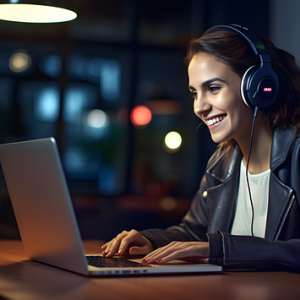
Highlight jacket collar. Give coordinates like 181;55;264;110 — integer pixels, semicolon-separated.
206;144;242;183
207;126;297;182
270;126;297;170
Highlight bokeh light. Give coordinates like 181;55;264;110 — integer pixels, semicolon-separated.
9;50;31;73
130;105;152;127
83;109;111;141
86;109;108;128
34;87;60;122
165;131;182;151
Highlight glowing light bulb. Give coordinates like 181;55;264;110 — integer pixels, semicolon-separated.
130;105;152;127
165;131;182;151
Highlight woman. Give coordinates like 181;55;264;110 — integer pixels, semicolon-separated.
102;25;300;271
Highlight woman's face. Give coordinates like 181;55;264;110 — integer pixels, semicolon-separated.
188;52;254;144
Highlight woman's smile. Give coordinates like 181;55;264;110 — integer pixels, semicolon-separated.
205;114;227;128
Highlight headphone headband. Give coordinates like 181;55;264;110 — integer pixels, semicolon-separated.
204;24;268;55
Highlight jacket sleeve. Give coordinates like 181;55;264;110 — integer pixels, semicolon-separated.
208;232;300;271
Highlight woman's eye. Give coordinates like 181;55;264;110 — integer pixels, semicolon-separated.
208;85;221;93
190;92;197;99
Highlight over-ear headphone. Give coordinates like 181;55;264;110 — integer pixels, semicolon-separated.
203;24;279;110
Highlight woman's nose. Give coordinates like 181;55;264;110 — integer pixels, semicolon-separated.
194;94;211;117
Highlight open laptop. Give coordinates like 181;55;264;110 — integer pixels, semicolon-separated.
0;137;222;276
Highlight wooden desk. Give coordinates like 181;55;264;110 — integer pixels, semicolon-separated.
0;240;299;300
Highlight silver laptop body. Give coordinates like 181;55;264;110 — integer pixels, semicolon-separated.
0;137;222;276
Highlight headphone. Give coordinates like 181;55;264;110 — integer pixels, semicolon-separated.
203;24;279;110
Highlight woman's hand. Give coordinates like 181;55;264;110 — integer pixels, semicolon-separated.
101;229;153;257
141;241;209;264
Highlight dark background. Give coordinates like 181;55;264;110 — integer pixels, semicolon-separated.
0;0;291;241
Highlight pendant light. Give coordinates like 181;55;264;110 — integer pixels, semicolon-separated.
0;0;77;23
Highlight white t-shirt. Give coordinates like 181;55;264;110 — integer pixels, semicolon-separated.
231;159;270;238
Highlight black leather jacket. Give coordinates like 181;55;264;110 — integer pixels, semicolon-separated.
140;126;300;271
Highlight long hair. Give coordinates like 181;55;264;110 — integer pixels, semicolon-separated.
185;28;300;149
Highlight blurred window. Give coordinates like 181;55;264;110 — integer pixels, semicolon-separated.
68;55;121;102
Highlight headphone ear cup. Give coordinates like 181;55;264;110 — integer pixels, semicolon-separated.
241;66;257;109
241;65;279;110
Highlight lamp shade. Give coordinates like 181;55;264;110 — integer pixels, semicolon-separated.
0;0;77;23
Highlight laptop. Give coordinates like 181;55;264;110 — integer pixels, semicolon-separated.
0;137;222;276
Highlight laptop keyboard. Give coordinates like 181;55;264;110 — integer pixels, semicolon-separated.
86;256;151;268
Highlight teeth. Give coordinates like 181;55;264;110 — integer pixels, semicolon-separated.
207;115;225;126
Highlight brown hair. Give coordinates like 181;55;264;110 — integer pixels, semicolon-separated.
185;28;300;149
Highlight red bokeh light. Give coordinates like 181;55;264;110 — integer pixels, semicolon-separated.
130;105;152;126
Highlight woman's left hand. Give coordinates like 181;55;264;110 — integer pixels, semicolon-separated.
141;241;209;264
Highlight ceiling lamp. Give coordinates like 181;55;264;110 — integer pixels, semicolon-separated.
0;0;77;23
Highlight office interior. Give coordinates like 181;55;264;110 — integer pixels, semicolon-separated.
0;0;297;242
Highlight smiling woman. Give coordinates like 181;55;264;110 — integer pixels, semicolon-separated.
101;24;300;272
188;52;256;146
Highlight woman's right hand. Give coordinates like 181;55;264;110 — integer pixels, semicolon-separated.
101;229;153;257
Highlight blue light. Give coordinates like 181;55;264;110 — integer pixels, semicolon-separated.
63;88;86;123
39;55;62;78
100;60;121;102
34;87;60;122
98;164;115;195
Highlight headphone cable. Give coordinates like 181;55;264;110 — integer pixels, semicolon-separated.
246;106;259;237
